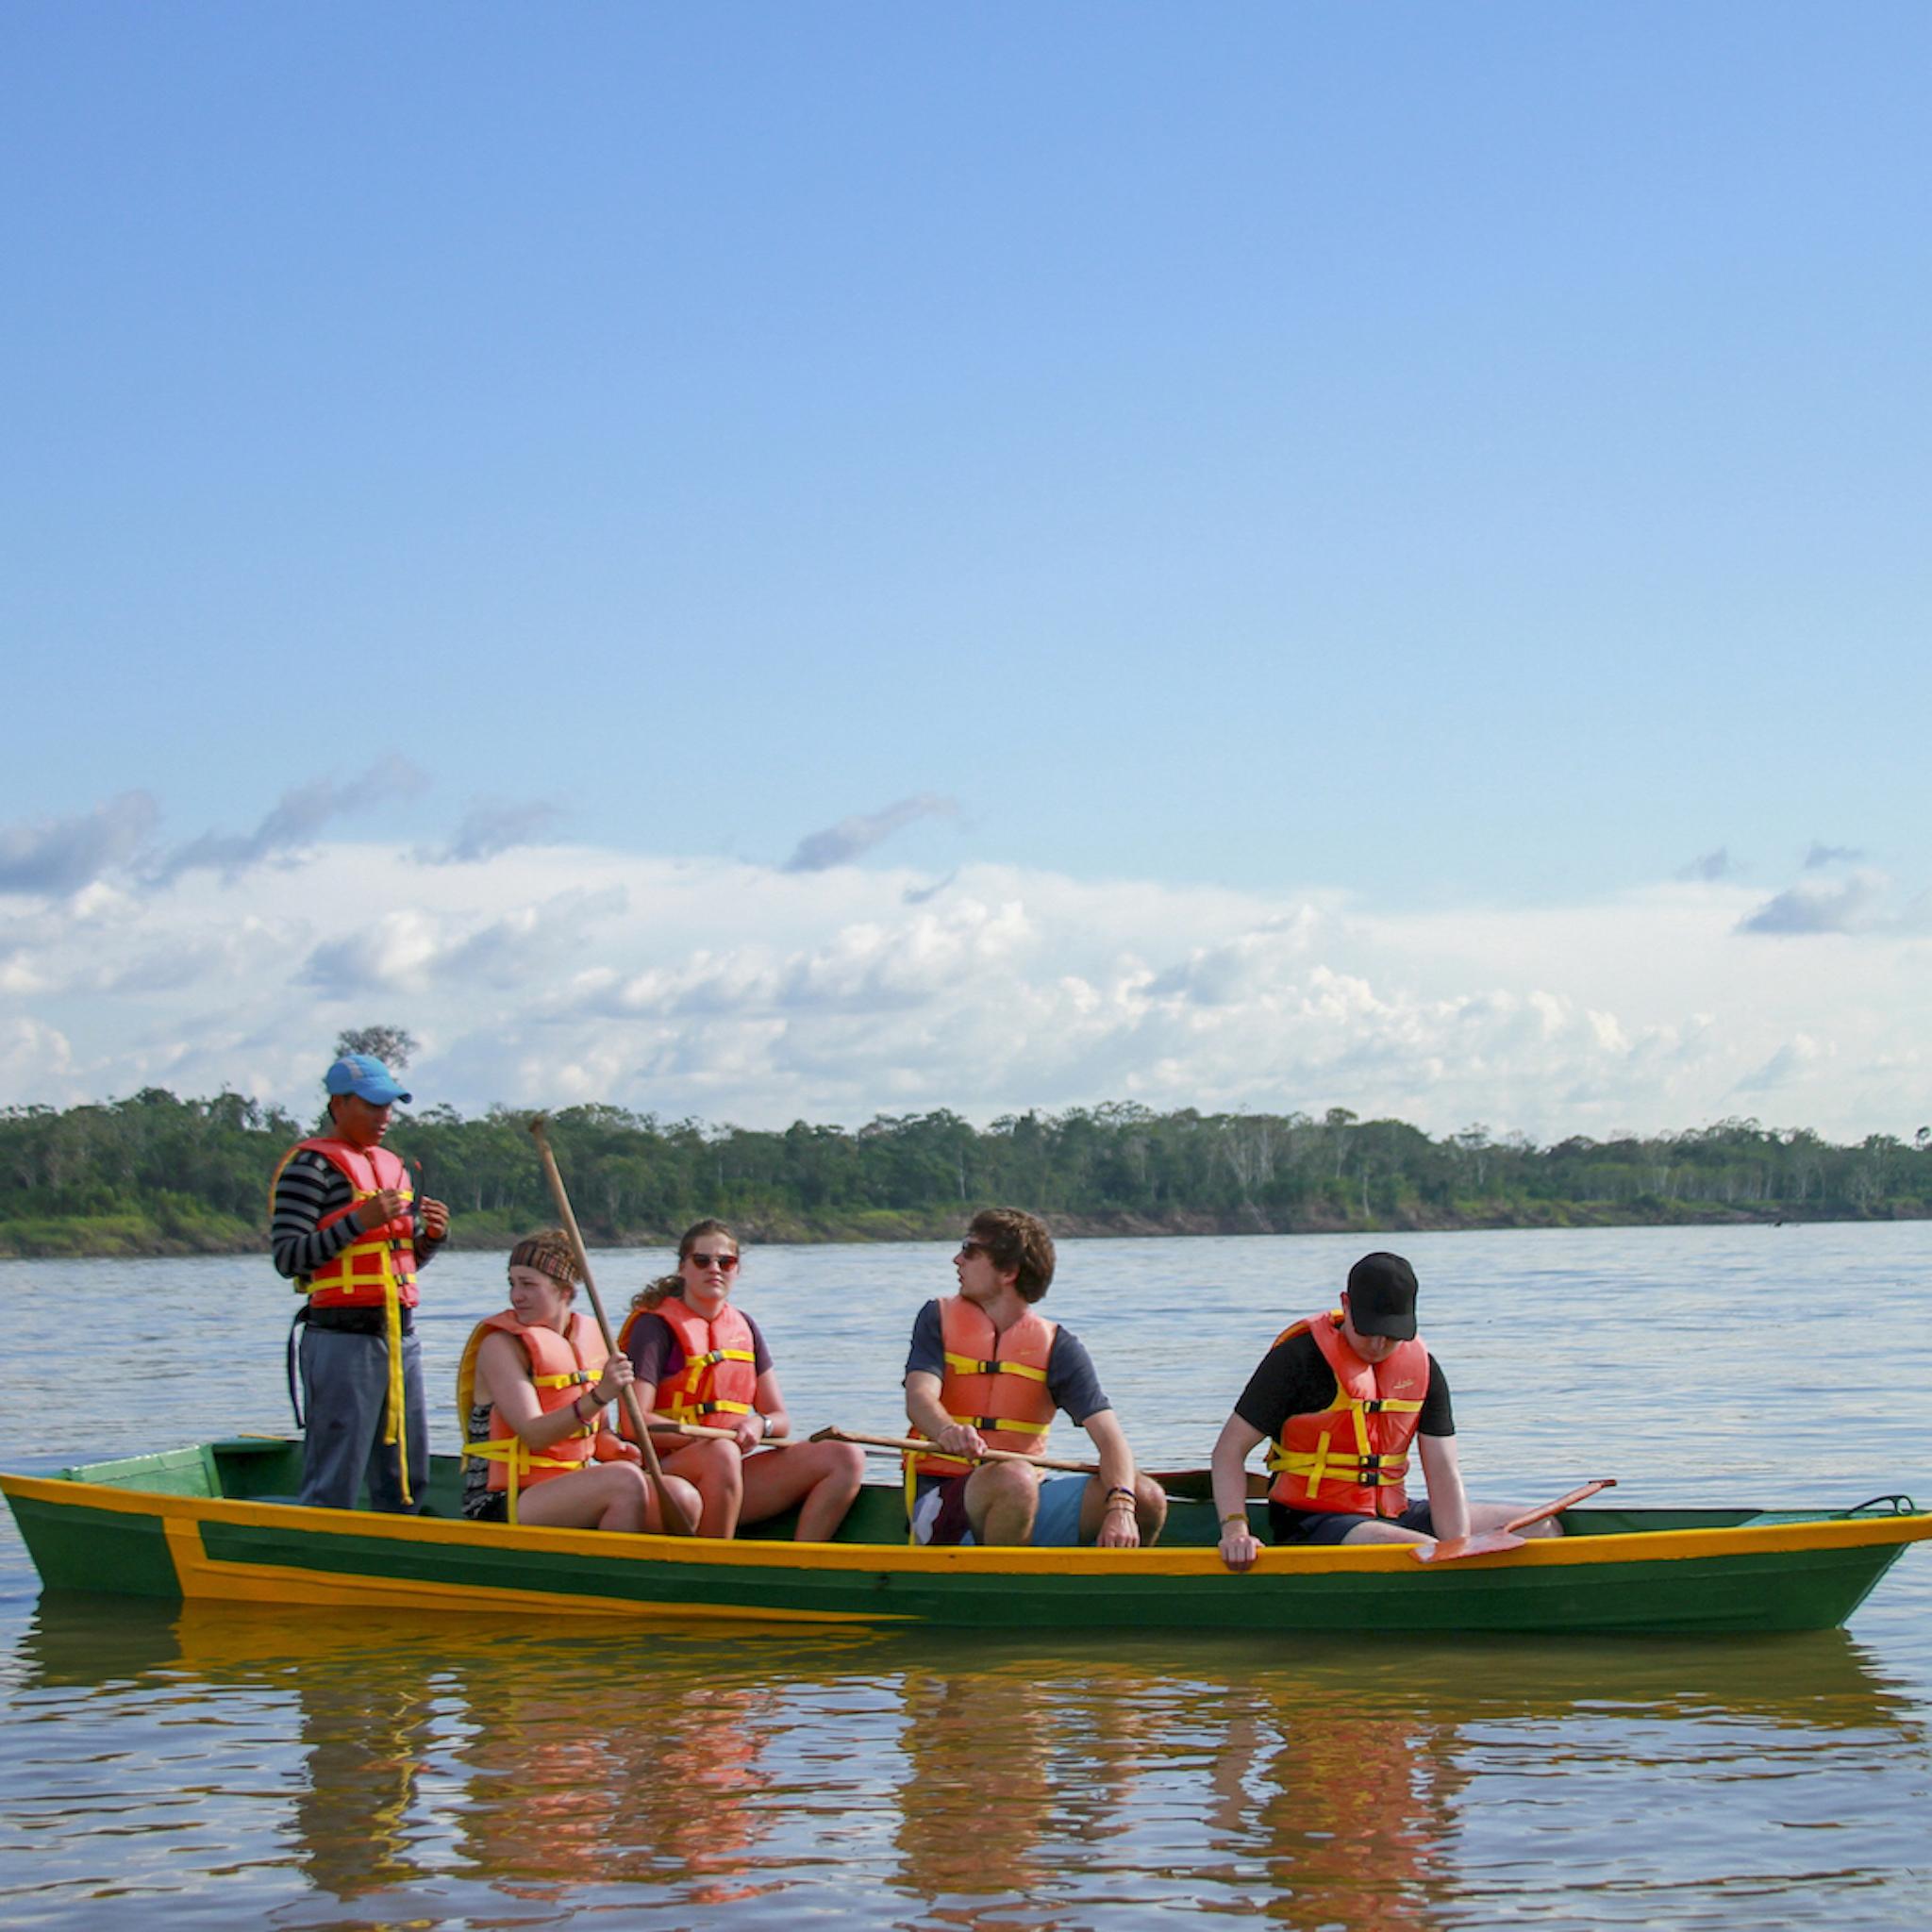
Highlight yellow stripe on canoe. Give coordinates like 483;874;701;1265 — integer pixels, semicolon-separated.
8;1471;1930;1582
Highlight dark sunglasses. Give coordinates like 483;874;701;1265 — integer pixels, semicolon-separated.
958;1238;991;1259
687;1251;740;1272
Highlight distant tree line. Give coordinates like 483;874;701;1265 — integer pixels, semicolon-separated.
1;1088;1928;1257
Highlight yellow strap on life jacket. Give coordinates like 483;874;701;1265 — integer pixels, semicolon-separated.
668;1396;753;1419
382;1267;410;1507
1266;1441;1412;1492
941;1350;1048;1383
947;1412;1047;1439
461;1435;591;1525
686;1347;756;1369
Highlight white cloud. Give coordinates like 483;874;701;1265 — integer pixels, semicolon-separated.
0;1015;75;1093
1;824;1928;1141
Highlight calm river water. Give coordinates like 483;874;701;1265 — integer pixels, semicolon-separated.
2;1223;1929;1929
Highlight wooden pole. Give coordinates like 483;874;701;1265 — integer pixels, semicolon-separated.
811;1424;1105;1477
527;1115;697;1537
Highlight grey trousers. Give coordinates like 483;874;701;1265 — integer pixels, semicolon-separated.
297;1325;428;1512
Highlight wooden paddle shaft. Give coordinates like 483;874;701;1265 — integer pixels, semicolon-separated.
812;1425;1104;1477
1502;1478;1616;1533
527;1116;696;1537
648;1416;788;1445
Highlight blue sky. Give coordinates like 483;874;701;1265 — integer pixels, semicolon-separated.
3;5;1928;1141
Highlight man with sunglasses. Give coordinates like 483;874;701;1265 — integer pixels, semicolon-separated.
903;1208;1165;1548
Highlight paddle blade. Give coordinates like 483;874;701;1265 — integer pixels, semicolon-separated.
1413;1528;1527;1564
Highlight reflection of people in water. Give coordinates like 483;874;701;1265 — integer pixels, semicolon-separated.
287;1648;441;1901
892;1665;1058;1908
891;1658;1165;1922
1203;1681;1468;1932
447;1651;780;1907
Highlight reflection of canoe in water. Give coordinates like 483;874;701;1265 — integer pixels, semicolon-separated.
14;1597;1922;1740
5;1440;1928;1635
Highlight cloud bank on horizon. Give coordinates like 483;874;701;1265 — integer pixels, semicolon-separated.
2;782;1925;1147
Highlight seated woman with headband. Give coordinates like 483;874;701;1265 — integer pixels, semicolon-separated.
458;1229;700;1532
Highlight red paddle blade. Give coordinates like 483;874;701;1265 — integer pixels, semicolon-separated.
1413;1527;1527;1564
1412;1479;1616;1565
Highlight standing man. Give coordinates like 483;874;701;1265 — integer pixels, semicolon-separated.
903;1207;1165;1548
271;1052;451;1511
1209;1251;1557;1568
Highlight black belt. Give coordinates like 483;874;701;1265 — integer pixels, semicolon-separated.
302;1306;416;1337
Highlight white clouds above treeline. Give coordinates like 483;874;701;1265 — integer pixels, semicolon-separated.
1;788;1928;1144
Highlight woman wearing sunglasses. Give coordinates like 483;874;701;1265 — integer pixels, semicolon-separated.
616;1218;865;1540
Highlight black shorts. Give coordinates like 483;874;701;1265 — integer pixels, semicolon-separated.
461;1491;510;1524
1270;1499;1435;1546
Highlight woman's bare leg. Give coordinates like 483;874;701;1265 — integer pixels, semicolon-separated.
738;1441;867;1541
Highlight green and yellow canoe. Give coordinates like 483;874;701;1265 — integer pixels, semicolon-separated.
5;1440;1926;1635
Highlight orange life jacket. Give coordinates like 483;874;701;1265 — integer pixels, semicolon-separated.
457;1308;624;1523
1265;1309;1430;1518
275;1134;421;1504
615;1297;758;1440
276;1136;420;1310
908;1295;1058;1479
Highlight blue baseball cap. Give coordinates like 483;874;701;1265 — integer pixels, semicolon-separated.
325;1053;413;1107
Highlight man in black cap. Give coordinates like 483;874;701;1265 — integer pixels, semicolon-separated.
1207;1251;1554;1570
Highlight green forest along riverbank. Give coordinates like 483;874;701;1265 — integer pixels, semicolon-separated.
4;1088;1928;1257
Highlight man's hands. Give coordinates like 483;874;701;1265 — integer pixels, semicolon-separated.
1217;1518;1260;1572
353;1188;409;1232
929;1419;988;1461
1097;1489;1142;1549
351;1190;450;1240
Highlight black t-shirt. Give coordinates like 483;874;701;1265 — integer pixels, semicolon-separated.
1233;1328;1454;1441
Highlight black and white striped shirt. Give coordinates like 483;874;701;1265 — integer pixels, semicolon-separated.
270;1145;443;1284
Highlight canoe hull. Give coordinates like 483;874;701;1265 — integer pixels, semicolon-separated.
6;1442;1927;1636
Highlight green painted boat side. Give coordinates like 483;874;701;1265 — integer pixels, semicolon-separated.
5;1441;1927;1634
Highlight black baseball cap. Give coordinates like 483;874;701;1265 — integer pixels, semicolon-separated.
1345;1252;1419;1340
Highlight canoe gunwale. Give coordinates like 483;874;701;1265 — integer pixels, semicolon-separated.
7;1465;1930;1580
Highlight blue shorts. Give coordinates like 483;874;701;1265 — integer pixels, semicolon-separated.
911;1473;1093;1546
1270;1499;1435;1546
1030;1474;1091;1545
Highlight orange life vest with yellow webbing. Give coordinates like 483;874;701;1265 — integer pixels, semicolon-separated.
273;1136;421;1309
614;1297;759;1447
273;1134;421;1503
457;1309;627;1524
908;1295;1058;1480
1265;1309;1430;1519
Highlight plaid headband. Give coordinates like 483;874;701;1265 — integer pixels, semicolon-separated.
508;1233;580;1288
